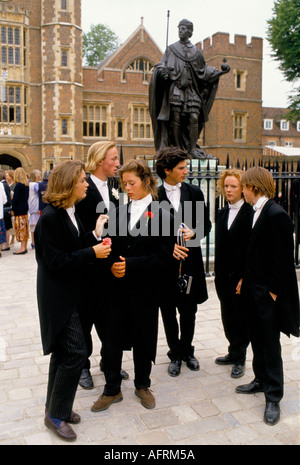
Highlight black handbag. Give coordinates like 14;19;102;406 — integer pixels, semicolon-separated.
4;206;12;218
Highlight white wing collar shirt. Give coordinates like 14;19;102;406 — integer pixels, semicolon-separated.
252;195;269;227
129;193;152;230
164;181;181;212
90;174;110;211
227;198;244;229
66;206;79;235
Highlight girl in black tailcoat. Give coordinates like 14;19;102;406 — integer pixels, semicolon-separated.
214;169;253;378
34;160;111;441
91;160;175;412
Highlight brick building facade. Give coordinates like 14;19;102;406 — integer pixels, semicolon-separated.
198;33;263;165
262;107;300;153
0;0;295;172
82;18;161;162
0;0;83;172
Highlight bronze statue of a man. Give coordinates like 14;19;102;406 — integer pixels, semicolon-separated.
149;19;230;158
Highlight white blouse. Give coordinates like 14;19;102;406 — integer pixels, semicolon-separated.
0;182;7;220
129;194;152;230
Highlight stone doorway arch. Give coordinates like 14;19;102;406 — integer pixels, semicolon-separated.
0;153;22;170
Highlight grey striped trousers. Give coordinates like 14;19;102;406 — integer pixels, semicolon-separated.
45;310;87;420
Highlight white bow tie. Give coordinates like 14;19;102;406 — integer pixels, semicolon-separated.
166;183;181;192
131;199;144;207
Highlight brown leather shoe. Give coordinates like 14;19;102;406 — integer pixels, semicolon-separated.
68;411;81;424
44;415;77;441
91;391;123;412
45;409;80;424
135;388;156;409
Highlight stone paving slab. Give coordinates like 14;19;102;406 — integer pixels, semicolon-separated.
0;246;299;446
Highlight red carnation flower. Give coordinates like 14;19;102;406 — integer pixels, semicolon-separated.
144;211;154;225
102;237;112;246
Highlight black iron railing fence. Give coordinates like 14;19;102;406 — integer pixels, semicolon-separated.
109;155;300;269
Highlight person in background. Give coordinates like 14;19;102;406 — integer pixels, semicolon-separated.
236;166;300;426
35;160;111;441
5;170;15;192
28;170;42;248
5;170;15;246
214;169;252;378
11;167;29;255
36;170;51;213
0;179;7;258
0;169;12;251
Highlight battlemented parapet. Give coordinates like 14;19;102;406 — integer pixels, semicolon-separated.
195;32;263;165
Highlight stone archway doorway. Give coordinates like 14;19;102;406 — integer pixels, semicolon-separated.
0;153;22;170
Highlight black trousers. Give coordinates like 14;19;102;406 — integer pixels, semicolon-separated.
218;293;249;363
160;295;198;360
244;286;284;403
79;302;107;370
102;320;152;396
79;274;111;370
45;310;87;420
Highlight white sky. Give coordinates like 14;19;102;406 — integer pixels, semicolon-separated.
82;0;293;108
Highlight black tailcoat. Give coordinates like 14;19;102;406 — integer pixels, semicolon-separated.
75;176;119;233
75;175;120;355
215;202;253;298
34;204;98;355
107;201;175;363
243;199;299;338
214;201;253;361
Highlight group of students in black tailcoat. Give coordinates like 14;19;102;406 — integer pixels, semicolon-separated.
215;167;299;426
34;142;299;442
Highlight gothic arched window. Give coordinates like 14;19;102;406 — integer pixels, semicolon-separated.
122;58;154;81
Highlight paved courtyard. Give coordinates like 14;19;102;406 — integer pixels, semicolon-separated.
0;245;299;446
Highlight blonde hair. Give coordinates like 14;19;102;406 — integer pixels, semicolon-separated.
14;167;29;186
5;170;14;183
29;169;41;182
43;160;85;209
217;168;244;197
118;159;158;200
85;141;116;174
241;167;275;199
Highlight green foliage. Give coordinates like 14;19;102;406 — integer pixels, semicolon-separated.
267;0;300;82
267;0;300;120
83;24;120;67
286;87;300;121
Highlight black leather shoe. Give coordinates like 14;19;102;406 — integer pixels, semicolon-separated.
168;359;181;377
100;360;129;380
236;379;264;394
79;368;94;390
215;354;235;365
231;364;245;379
120;369;129;380
183;355;200;371
264;402;280;426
